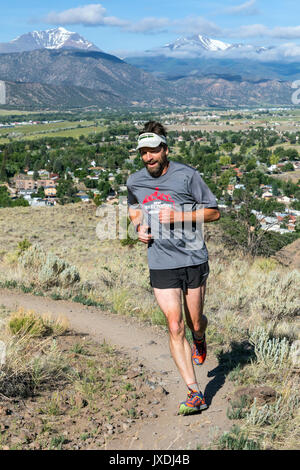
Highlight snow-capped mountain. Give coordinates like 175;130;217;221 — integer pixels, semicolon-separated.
150;34;274;58
0;27;101;53
164;35;232;53
125;34;287;82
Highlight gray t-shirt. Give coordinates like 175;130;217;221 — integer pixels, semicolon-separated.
127;160;218;270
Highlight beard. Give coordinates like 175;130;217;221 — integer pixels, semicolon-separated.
144;153;169;178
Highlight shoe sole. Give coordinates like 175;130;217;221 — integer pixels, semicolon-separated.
192;358;206;366
178;403;208;415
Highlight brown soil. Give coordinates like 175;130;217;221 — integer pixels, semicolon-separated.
273;238;300;271
0;288;234;450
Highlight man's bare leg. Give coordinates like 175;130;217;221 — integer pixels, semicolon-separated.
153;287;197;387
183;283;207;338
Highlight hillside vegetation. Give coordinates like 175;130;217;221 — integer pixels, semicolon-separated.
0;202;299;450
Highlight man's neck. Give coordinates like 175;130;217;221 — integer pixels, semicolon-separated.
161;160;170;176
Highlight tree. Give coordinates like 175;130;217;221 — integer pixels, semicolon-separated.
219;155;232;166
56;180;78;204
221;142;235;153
218;189;294;257
245;158;257;172
269;154;279;166
282;162;294;172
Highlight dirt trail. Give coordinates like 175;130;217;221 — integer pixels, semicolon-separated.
0;288;234;450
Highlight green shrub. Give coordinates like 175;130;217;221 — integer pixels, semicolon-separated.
217;425;261;450
19;244;80;290
8;308;68;338
250;327;292;370
8;309;48;337
17;238;32;257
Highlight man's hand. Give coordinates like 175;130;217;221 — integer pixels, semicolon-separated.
159;208;182;224
137;225;153;244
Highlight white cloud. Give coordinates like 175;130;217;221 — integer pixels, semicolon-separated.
270;26;300;40
44;4;129;28
224;0;259;16
225;24;300;40
125;17;171;34
226;24;269;38
40;3;300;45
173;16;222;36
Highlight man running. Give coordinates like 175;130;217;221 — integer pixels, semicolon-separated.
126;121;220;415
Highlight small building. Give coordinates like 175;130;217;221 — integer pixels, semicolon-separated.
277;196;291;204
44;186;57;197
14;178;35;190
36;179;56;188
262;191;273;200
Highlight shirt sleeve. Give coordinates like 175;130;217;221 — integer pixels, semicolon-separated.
189;171;218;208
126;177;138;207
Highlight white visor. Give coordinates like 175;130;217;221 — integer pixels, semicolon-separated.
136;133;167;150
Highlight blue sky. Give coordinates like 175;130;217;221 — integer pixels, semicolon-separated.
1;0;300;55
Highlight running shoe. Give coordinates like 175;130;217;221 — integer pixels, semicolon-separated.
191;333;207;366
179;390;208;415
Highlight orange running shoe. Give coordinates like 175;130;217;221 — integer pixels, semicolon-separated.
191;333;207;366
179;390;208;415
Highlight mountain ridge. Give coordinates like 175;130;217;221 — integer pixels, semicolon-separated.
0;31;296;109
0;27;101;54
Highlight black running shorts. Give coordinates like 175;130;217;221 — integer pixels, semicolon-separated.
149;262;209;293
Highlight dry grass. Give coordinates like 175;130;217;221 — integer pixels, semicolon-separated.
7;308;69;337
0;309;70;398
0;203;299;449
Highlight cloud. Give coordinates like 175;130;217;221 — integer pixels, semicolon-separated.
225;24;300;40
224;0;260;16
40;3;300;44
42;4;169;33
125;17;171;34
44;3;129;28
270;26;300;40
173;16;222;36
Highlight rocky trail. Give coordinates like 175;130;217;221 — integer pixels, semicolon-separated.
0;288;234;450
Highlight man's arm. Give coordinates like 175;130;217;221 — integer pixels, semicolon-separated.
128;206;153;244
128;206;143;230
159;207;220;224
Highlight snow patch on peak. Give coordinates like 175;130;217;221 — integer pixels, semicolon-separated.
163;34;232;54
197;35;231;51
8;27;100;52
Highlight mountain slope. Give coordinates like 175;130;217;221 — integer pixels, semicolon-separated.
0;49;176;101
126;54;300;81
4;80;126;109
0;48;294;109
0;49;177;105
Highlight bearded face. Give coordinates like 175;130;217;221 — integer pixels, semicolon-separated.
140;145;169;178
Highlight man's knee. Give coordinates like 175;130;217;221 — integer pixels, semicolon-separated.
186;314;207;333
168;319;185;339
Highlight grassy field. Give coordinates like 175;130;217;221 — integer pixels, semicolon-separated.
0;120;105;143
272;168;300;183
0;109;33;116
0;202;299;450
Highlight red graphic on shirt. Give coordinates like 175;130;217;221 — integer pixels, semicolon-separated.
142;187;175;207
